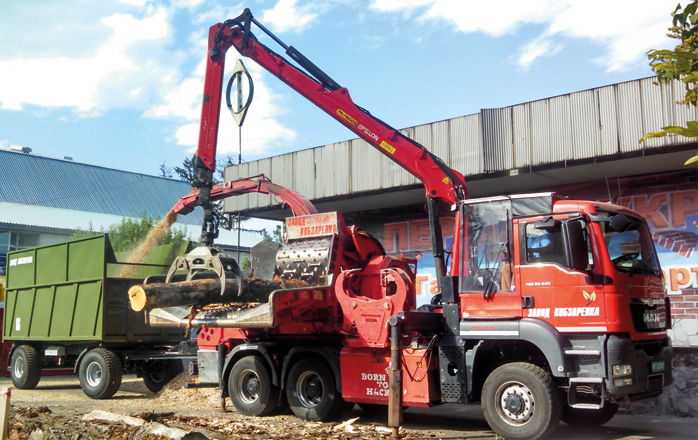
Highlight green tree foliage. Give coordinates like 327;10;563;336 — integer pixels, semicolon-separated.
261;224;284;243
70;214;189;253
643;1;698;164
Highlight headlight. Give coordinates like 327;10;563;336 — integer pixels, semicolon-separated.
612;364;633;376
613;377;634;386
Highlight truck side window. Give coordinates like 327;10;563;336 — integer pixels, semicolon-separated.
525;223;566;265
524;221;593;269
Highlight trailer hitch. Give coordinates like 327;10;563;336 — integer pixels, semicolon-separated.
165;246;242;296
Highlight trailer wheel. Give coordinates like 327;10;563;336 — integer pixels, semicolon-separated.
228;356;279;416
79;348;123;399
143;360;184;393
286;358;345;422
481;362;562;440
561;402;618;427
11;345;42;389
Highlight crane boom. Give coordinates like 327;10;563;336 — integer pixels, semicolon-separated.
194;9;469;280
196;9;468;207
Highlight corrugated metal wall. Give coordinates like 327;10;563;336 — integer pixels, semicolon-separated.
224;78;696;213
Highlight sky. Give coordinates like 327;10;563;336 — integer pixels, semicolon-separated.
0;0;678;178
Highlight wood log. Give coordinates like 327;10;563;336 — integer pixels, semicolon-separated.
128;277;312;312
128;278;239;312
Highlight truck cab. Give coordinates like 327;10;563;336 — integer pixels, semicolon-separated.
450;193;672;419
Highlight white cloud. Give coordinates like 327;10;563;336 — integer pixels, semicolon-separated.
0;1;297;161
515;34;564;71
0;7;172;114
370;0;674;71
262;0;318;33
155;51;297;158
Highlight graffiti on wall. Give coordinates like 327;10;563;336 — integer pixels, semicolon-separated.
384;218;454;306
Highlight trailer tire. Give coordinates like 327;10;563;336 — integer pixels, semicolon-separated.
11;345;42;389
481;362;562;440
143;360;184;393
561;402;618;427
228;356;279;416
79;348;123;399
286;358;345;422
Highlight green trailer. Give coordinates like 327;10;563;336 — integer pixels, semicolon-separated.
3;234;193;398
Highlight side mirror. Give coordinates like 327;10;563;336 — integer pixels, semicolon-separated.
562;220;589;271
534;217;559;231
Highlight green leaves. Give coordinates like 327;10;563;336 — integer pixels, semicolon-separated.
70;213;190;252
642;1;698;161
583;290;596;302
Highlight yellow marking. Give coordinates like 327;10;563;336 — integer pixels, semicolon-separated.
380;141;396;154
442;177;450;184
336;109;357;126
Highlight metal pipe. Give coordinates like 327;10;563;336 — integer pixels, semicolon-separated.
388;315;404;439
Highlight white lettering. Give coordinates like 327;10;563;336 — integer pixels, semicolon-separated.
553;307;600;317
9;256;32;267
357;124;380;141
527;308;550;319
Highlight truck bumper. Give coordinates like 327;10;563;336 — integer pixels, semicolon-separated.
605;335;673;402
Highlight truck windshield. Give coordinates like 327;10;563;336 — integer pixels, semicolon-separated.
461;200;513;293
598;213;660;276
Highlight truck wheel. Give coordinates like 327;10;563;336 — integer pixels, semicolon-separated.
228;356;279;416
143;360;184;393
286;358;345;422
561;402;618;427
481;362;562;440
79;348;123;399
11;345;42;389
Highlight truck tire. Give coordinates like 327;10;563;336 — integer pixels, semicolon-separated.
285;358;345;422
481;362;562;440
228;356;279;416
79;348;123;399
561;402;618;427
143;360;184;393
11;345;42;389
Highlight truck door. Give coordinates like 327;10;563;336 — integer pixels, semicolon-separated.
518;216;607;333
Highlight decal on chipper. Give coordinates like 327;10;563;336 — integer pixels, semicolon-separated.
286;212;339;240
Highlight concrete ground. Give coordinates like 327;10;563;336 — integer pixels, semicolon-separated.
398;404;698;440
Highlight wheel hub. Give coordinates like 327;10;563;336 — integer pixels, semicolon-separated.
85;362;103;388
237;369;261;404
297;372;323;408
504;393;526;415
496;381;534;426
13;357;25;379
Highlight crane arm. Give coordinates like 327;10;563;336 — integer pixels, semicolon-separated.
206;9;468;206
173;175;318;217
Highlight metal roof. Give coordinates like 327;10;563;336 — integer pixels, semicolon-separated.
223;77;698;218
0;150;203;225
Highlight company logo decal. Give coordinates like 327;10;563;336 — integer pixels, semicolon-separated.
583;290;596;306
336;109;357;125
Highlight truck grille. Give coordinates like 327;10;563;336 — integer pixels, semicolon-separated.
629;299;667;332
648;373;664;394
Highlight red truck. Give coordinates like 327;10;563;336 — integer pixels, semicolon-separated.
164;10;673;440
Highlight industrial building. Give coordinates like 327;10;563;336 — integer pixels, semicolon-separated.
0;149;206;275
